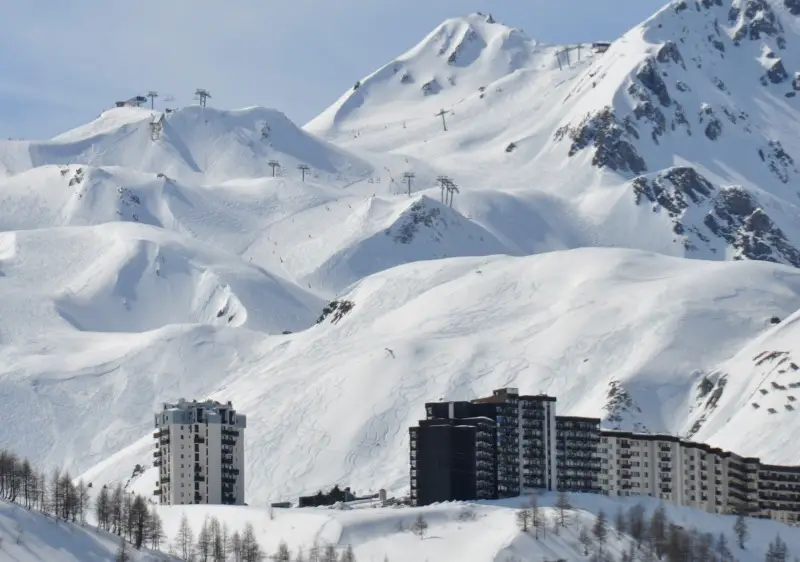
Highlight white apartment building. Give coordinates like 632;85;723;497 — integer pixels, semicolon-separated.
154;399;247;505
599;431;760;516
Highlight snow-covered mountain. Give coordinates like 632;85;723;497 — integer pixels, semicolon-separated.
309;1;800;269
4;0;800;509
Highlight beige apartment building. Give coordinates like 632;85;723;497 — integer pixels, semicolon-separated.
598;430;800;523
154;399;246;505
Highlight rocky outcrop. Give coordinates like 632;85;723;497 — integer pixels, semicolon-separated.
636;58;672;107
698;104;723;141
316;300;355;325
758;140;797;183
554;108;647;174
704;187;800;266
786;0;800;16
766;59;789;84
656;41;686;68
421;79;442;96
603;380;647;431
730;0;785;42
631;167;714;238
388;200;446;244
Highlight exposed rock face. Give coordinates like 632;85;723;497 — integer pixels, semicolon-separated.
656;41;686;68
636;58;673;106
316;300;355;325
421;79;442;96
631;167;715;239
603;380;647;432
730;0;784;41
687;372;728;437
704;187;800;266
388;200;447;244
786;0;800;16
766;59;789;83
554;108;647;175
698;105;723;141
759;140;797;183
633;167;714;214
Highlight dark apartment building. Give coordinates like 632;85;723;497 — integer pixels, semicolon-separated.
555;416;601;493
409;417;496;507
408;388;800;524
422;388;558;499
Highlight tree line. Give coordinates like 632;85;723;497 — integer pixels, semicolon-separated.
0;447;384;561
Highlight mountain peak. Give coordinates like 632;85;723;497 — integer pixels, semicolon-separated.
305;13;537;134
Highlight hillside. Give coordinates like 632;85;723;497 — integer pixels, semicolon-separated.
78;249;800;504
688;305;800;459
0;500;173;561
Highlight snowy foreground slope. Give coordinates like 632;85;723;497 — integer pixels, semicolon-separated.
77;249;800;504
132;494;800;562
4;494;799;562
0;500;174;561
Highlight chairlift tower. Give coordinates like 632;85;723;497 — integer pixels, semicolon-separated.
445;180;460;207
402;172;415;197
147;91;158;110
195;89;212;108
268;160;281;177
297;164;310;182
435;109;449;131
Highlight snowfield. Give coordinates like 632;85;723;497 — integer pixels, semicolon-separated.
3;2;800;557
5;494;798;562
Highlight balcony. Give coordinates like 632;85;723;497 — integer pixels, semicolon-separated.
194;435;205;444
154;488;162;495
153;450;162;458
194;475;205;482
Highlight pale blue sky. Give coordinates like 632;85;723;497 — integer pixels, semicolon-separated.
0;0;666;139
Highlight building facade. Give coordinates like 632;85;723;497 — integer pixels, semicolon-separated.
759;464;800;524
425;388;557;499
154;399;246;505
410;388;800;523
409;417;496;506
555;416;601;493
